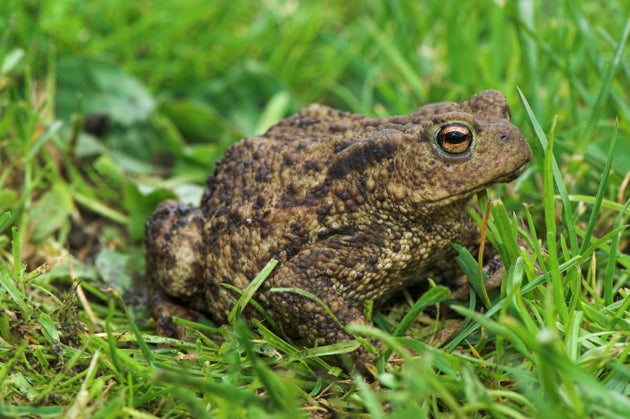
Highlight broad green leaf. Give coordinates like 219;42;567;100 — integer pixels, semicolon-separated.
29;184;74;242
56;57;155;127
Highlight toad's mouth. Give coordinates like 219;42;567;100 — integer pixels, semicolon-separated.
431;158;530;206
484;160;529;186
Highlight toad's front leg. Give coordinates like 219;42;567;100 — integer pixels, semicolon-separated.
264;240;376;372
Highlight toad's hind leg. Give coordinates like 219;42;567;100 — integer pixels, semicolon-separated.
145;200;206;338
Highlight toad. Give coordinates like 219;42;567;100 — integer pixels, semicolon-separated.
145;90;532;370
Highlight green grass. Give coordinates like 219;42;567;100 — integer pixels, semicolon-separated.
1;0;630;417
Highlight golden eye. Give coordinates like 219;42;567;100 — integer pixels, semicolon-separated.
436;123;473;154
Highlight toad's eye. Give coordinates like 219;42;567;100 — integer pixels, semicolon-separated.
436;123;473;155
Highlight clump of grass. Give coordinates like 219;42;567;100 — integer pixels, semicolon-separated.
1;0;630;417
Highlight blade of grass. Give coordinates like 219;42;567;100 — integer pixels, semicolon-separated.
541;123;568;321
0;405;63;418
582;20;630;145
0;339;29;386
392;286;451;338
355;374;385;418
566;195;630;214
605;198;630;305
228;258;278;322
454;243;491;307
1;229;30;322
156;368;266;411
0;212;10;231
234;320;297;412
516;0;542;114
378;285;450;366
25;120;63;161
579;121;618;256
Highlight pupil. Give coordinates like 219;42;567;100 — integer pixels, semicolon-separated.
446;130;467;144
